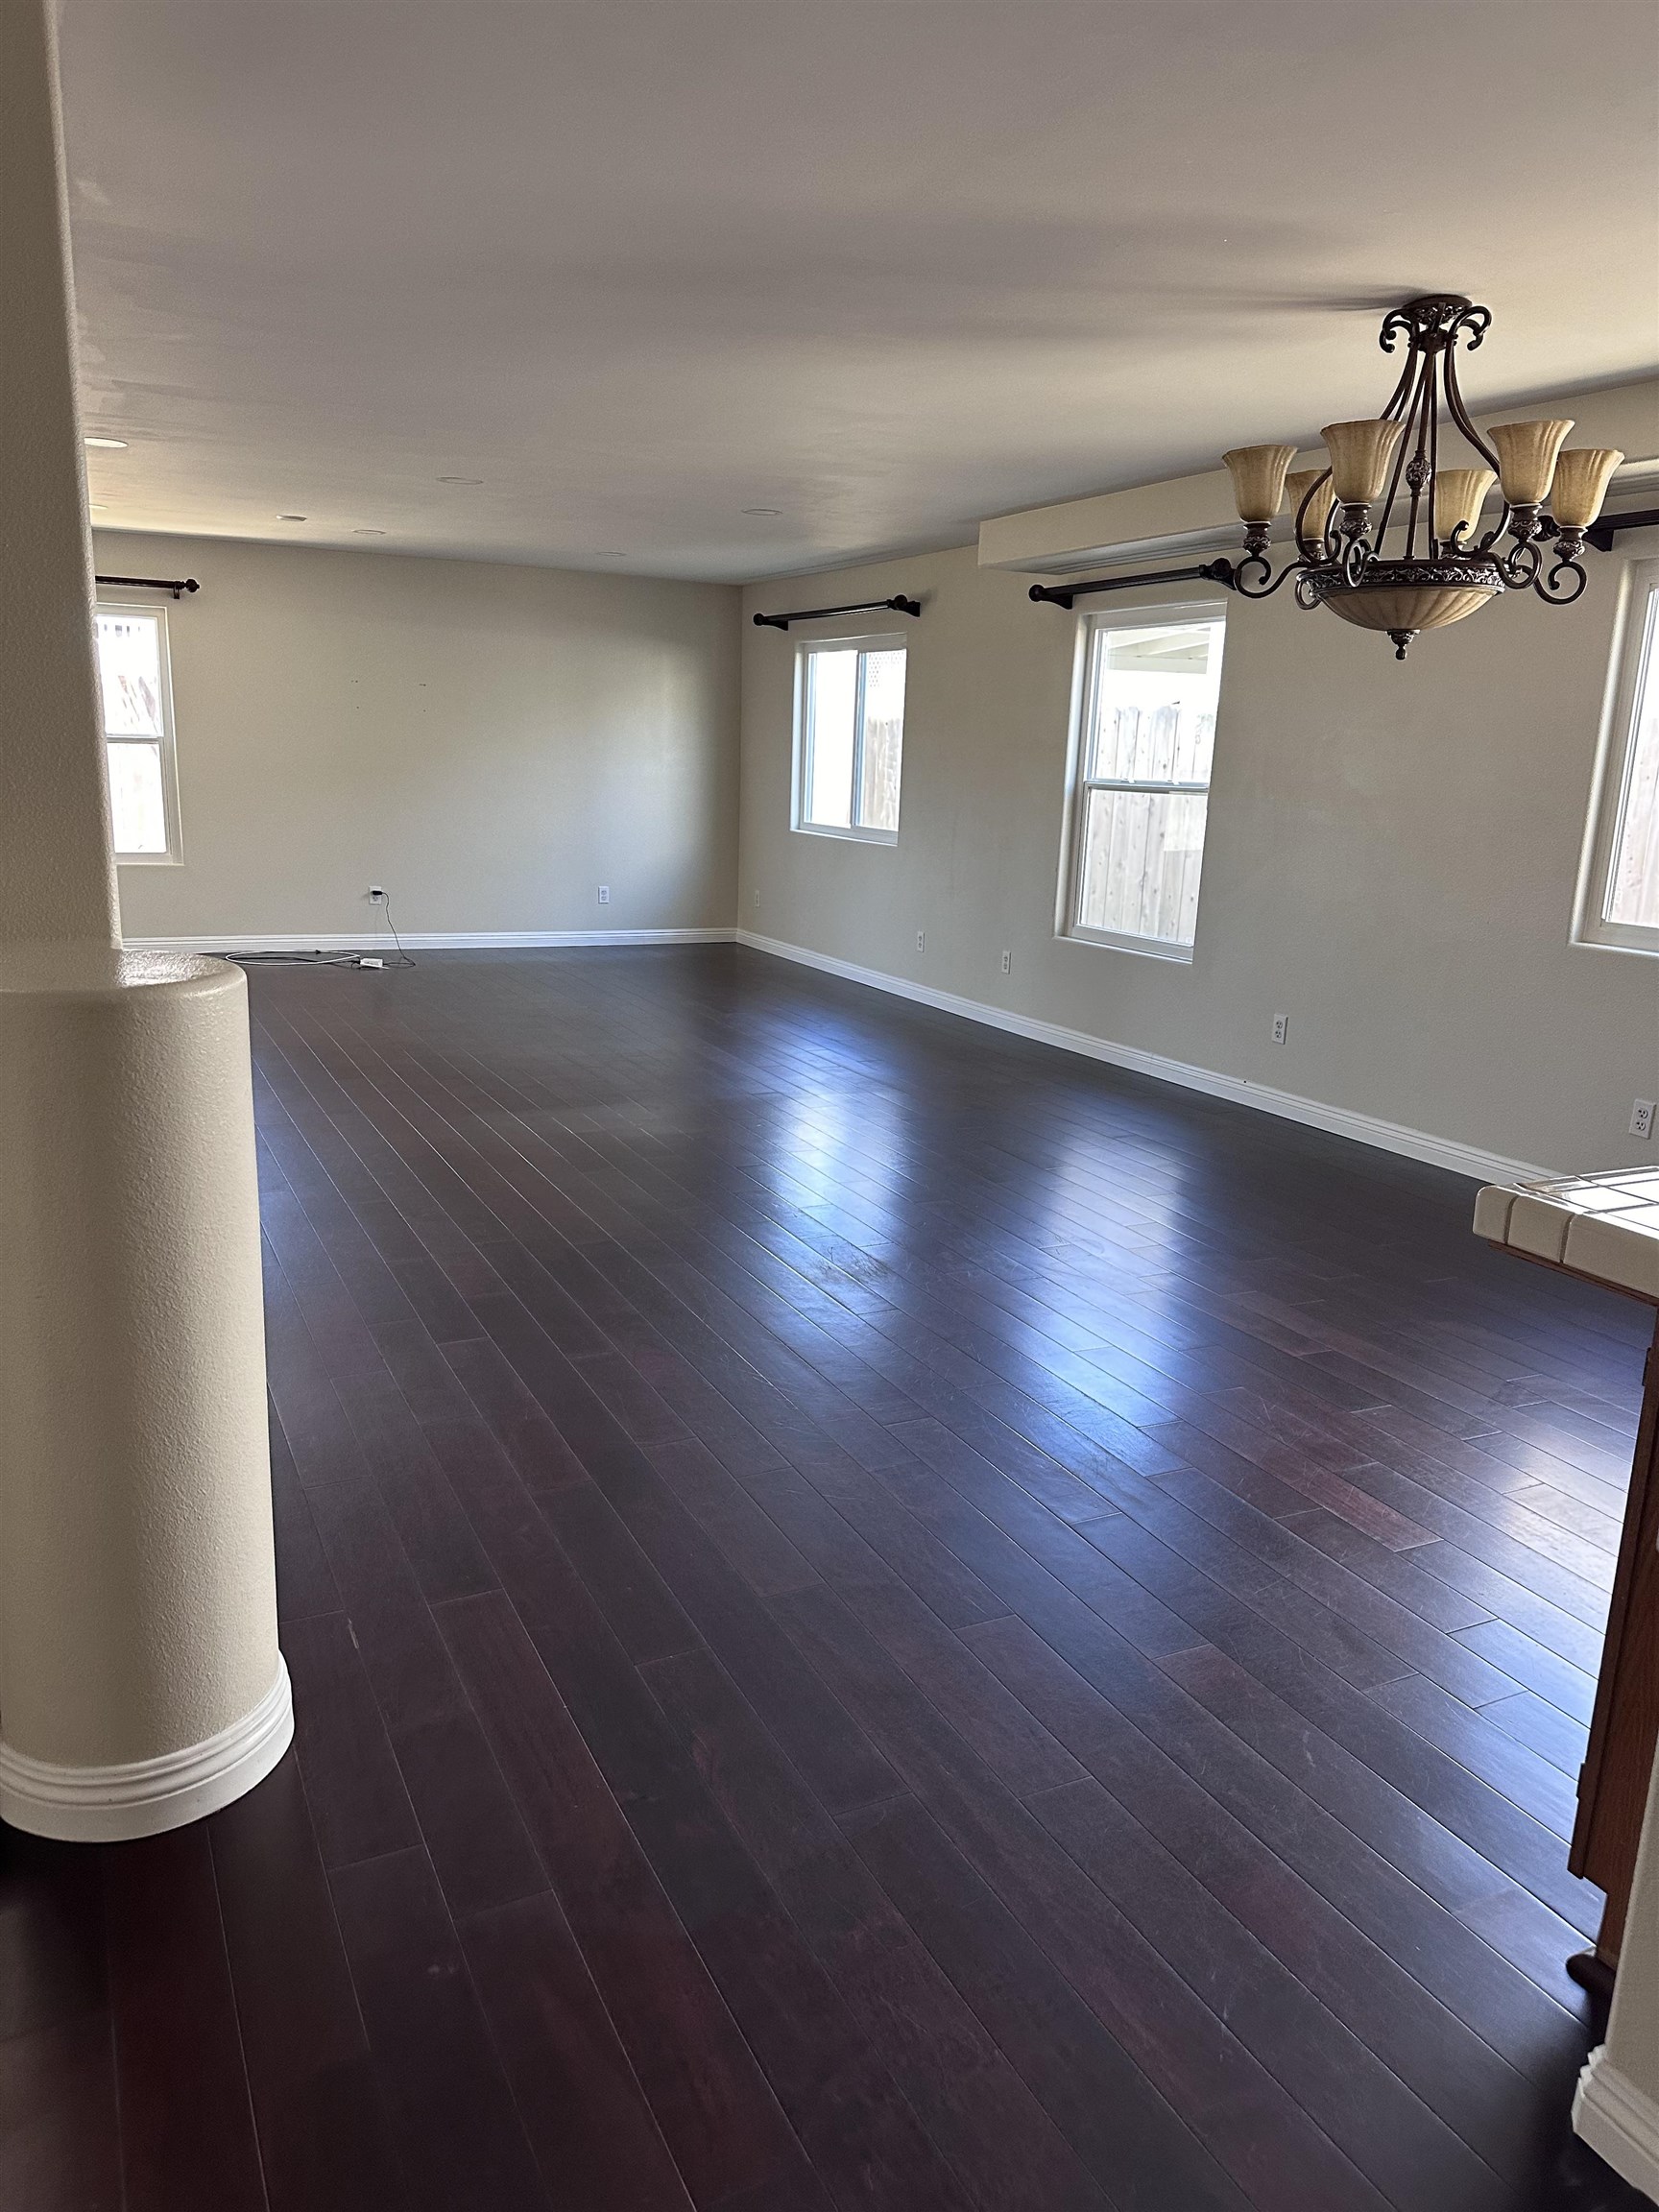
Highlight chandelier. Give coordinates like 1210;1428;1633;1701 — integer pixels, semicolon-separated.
1215;295;1623;659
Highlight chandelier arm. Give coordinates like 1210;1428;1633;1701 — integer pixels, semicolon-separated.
1423;353;1442;559
1440;338;1504;480
1448;303;1493;353
1377;344;1419;422
1228;554;1310;600
1293;569;1326;611
1536;553;1589;607
1402;349;1440;562
1497;539;1542;588
1292;468;1334;564
1374;346;1427;549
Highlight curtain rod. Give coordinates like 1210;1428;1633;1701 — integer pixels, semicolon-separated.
753;593;922;632
1027;561;1237;612
1586;507;1659;552
96;574;200;600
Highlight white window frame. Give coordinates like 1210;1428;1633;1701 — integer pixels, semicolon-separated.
96;598;184;866
1056;596;1227;964
1575;557;1659;956
791;630;905;846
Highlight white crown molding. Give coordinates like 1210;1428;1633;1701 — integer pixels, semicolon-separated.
1575;2048;1659;2202
0;1659;294;1841
736;929;1551;1188
126;927;738;952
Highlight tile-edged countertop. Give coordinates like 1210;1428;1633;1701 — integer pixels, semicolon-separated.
1475;1166;1659;1302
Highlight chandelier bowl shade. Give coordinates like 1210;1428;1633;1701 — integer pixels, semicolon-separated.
1222;444;1298;523
1490;420;1574;507
1307;559;1504;638
1321;420;1405;505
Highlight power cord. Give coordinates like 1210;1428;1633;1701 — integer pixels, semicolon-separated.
375;889;417;969
230;949;365;968
228;888;416;971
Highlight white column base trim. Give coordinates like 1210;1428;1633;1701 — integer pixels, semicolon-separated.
0;1657;294;1841
736;930;1551;1188
1575;2048;1659;2202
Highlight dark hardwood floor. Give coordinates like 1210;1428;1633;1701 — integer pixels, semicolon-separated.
2;943;1649;2210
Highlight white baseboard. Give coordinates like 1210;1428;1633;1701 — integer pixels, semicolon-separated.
1575;2048;1659;2202
736;929;1551;1187
0;1658;294;1842
127;927;738;952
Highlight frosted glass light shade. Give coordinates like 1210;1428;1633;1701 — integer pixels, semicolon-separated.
1551;447;1624;529
1222;444;1296;523
1319;582;1497;636
1490;419;1573;506
1321;420;1406;504
1432;468;1496;544
1286;469;1333;547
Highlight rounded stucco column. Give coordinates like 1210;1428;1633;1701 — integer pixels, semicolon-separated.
0;946;290;1838
1;0;287;1839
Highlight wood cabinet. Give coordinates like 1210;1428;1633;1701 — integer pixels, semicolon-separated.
1572;1316;1659;1978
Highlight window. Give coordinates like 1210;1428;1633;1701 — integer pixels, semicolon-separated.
95;604;181;862
793;636;905;842
1061;603;1226;959
1578;561;1659;954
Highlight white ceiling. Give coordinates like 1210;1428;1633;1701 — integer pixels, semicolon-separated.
60;0;1659;583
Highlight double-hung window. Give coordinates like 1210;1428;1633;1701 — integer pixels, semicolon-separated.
1577;559;1659;953
95;603;181;862
793;636;906;843
1062;603;1226;958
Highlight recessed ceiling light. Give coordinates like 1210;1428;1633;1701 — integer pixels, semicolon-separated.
84;436;127;449
437;475;483;485
352;527;386;537
742;507;781;517
279;513;307;521
593;550;627;559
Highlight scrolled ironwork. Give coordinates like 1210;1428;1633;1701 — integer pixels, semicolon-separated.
1497;539;1542;589
1536;552;1589;606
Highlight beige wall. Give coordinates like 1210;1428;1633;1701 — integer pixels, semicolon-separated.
740;525;1659;1177
100;532;741;943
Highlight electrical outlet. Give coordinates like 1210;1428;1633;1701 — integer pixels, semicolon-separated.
753;888;761;908
1631;1098;1655;1140
597;885;611;904
368;884;385;902
916;929;926;953
1000;950;1012;975
1271;1013;1288;1046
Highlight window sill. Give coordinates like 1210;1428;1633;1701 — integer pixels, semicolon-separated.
1059;926;1194;964
1571;929;1659;959
791;823;899;848
115;853;184;869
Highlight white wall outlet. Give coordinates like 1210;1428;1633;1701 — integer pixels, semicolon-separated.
368;884;385;902
1631;1098;1655;1139
916;929;926;952
597;885;611;904
1000;950;1012;975
753;888;761;908
1271;1013;1288;1046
